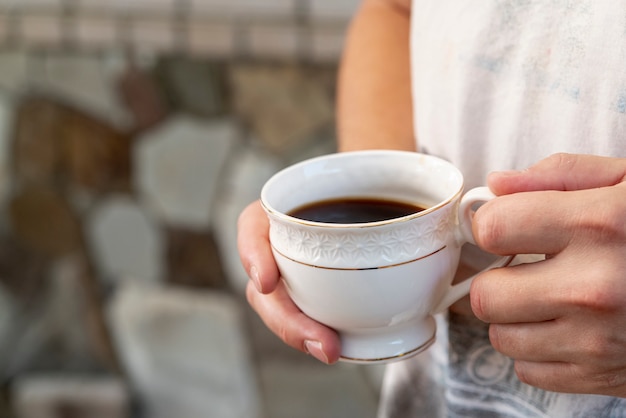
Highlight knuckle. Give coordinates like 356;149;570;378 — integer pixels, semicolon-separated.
573;363;626;394
590;371;626;393
568;266;623;312
578;327;623;366
541;152;582;180
581;331;611;359
578;204;626;242
572;187;626;243
549;152;577;170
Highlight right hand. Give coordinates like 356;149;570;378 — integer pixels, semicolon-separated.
237;200;341;364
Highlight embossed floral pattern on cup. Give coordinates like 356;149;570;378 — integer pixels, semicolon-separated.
269;202;456;268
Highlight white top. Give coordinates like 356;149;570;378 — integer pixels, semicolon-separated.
378;1;626;416
412;0;626;187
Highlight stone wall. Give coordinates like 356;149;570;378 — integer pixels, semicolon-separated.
0;0;360;62
0;2;386;416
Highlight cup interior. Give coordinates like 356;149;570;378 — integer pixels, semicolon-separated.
261;150;464;224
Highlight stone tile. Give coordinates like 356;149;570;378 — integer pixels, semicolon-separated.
311;25;349;63
78;0;176;15
4;0;62;10
211;141;282;294
281;123;337;166
117;0;176;14
117;60;169;136
75;16;118;48
12;374;130;418
0;284;18;372
0;236;50;308
20;15;62;48
12;98;63;187
0;253;117;378
187;21;235;58
9;186;82;259
309;0;361;22
86;196;164;285
76;0;110;13
0;51;32;94
229;63;336;155
12;97;132;194
130;18;175;53
153;56;227;118
134;115;236;229
165;227;227;289
259;360;379;418
60;111;132;195
108;284;262;418
47;255;122;374
28;53;130;128
189;0;294;19
0;238;50;378
246;23;301;59
0;93;14;216
244;306;382;418
0;16;10;45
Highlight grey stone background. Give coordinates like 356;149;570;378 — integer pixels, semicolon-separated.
0;1;387;418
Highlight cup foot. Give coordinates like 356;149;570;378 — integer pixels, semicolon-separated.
337;316;437;364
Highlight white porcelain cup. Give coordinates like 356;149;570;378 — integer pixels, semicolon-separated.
261;150;512;364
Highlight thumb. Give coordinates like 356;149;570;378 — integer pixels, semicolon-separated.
487;153;626;195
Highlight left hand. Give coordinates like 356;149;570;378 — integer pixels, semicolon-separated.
470;153;626;397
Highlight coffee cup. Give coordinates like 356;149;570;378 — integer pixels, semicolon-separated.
260;150;512;364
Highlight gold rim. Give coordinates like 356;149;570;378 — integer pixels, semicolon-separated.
260;150;465;230
339;333;436;363
272;245;447;270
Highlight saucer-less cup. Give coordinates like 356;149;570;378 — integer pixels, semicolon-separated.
260;150;512;364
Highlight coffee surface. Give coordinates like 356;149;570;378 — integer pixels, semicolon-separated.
288;197;427;224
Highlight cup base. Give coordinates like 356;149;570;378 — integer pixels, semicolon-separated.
337;316;437;364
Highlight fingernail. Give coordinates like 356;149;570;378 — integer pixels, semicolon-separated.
250;265;263;293
304;340;329;364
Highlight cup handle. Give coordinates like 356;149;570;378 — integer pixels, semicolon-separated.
432;187;515;314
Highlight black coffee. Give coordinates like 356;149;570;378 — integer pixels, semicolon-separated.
288;197;427;224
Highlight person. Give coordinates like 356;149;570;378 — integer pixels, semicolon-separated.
238;0;626;416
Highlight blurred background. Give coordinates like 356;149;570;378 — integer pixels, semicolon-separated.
0;1;387;417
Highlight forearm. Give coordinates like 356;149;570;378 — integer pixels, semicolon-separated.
337;0;414;152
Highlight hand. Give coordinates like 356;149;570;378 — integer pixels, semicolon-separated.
237;200;341;364
470;153;626;397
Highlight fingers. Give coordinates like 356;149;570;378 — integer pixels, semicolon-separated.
471;250;626;324
246;280;341;364
477;154;626;397
237;200;280;294
470;260;565;324
513;360;626;397
472;188;585;256
490;319;626;368
472;182;626;256
488;153;626;195
239;200;342;364
488;321;565;363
